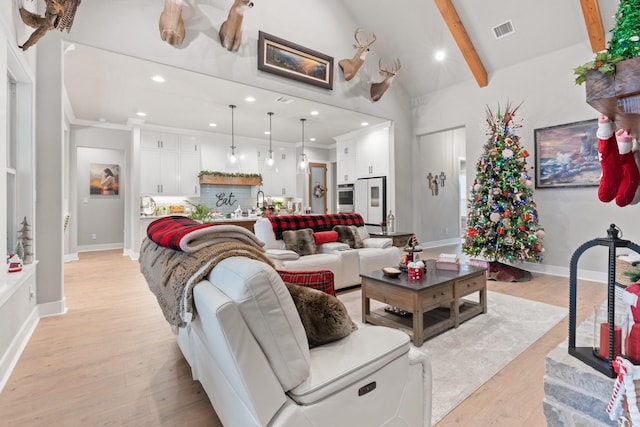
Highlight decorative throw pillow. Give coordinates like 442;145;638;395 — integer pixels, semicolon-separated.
285;282;357;348
313;230;339;246
278;270;336;296
283;228;317;256
333;225;364;249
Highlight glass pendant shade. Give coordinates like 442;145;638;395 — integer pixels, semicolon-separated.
225;104;240;172
297;118;310;175
264;112;278;172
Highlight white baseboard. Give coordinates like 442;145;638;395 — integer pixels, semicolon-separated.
38;298;67;318
123;248;139;261
76;243;123;252
64;253;79;263
0;306;39;393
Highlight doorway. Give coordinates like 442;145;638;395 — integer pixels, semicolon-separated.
309;163;327;214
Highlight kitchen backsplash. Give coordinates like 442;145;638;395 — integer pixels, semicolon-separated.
198;184;258;215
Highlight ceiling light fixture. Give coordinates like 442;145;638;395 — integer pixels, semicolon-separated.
361;122;369;127
245;96;255;102
265;112;277;172
151;75;166;83
136;111;147;117
310;110;319;116
297;118;310;175
435;50;446;61
209;122;217;127
225;105;240;172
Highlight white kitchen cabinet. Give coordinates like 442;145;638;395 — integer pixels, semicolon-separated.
141;131;179;151
336;138;356;184
180;136;201;197
356;130;389;178
140;131;199;196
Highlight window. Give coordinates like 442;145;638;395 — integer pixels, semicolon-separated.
6;74;16;254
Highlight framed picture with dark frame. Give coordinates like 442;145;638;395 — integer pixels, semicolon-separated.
534;119;600;189
258;31;334;90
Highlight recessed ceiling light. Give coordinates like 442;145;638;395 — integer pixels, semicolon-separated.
137;111;147;117
209;123;217;127
310;110;319;116
310;137;316;142
245;96;255;102
151;75;165;83
435;50;446;61
264;131;271;135
361;122;369;127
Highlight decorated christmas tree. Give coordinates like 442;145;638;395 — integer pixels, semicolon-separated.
462;102;545;263
607;0;640;60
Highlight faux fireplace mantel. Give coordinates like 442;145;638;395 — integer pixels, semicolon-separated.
586;56;640;140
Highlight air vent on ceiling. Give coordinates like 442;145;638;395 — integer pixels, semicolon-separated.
275;96;294;104
492;20;515;39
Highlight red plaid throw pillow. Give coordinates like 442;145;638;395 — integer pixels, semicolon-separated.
277;270;336;296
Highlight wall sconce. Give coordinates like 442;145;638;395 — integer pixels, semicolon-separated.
427;172;446;196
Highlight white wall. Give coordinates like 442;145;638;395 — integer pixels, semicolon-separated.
418;128;465;244
413;42;633;279
75;147;125;248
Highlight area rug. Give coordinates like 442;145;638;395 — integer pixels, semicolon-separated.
337;290;566;425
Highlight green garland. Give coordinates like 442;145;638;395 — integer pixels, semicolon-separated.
573;0;640;85
198;170;263;185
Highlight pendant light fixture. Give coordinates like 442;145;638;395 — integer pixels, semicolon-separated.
297;118;310;175
225;104;240;172
265;112;277;172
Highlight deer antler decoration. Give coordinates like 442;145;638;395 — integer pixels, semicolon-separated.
159;0;185;46
338;28;376;81
18;0;81;51
370;58;401;102
219;0;254;52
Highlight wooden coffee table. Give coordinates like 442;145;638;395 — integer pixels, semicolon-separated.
360;264;487;346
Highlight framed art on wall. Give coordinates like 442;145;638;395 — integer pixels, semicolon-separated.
258;31;334;90
90;163;120;196
534;119;600;188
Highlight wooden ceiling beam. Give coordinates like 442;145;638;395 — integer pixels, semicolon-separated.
434;0;488;87
579;0;606;52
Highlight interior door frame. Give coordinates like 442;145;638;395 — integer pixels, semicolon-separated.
309;162;327;214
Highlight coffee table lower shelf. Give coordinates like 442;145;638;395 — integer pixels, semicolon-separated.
366;300;483;344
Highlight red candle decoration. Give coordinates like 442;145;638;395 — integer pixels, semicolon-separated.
599;322;622;359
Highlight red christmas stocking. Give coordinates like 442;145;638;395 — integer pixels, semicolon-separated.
615;129;640;207
631;143;640;205
598;134;622;202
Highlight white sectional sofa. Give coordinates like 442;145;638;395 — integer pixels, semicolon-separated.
253;213;401;290
175;256;432;427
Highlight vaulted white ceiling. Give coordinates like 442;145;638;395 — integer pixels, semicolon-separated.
62;0;619;146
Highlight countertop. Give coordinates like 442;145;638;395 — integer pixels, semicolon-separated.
139;215;260;222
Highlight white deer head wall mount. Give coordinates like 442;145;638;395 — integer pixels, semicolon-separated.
219;0;254;52
338;28;376;81
370;58;401;102
159;0;185;46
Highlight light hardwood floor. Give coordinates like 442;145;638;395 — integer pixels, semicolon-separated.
0;247;606;426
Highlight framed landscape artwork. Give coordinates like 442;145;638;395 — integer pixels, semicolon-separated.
534;119;600;189
258;31;334;90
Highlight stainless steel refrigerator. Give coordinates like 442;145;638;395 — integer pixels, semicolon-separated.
354;176;386;225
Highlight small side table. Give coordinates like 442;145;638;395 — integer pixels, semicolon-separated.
369;231;413;248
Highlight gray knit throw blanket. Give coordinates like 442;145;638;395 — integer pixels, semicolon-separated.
139;238;275;327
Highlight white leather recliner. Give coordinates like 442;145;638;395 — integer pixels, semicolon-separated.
176;256;432;427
